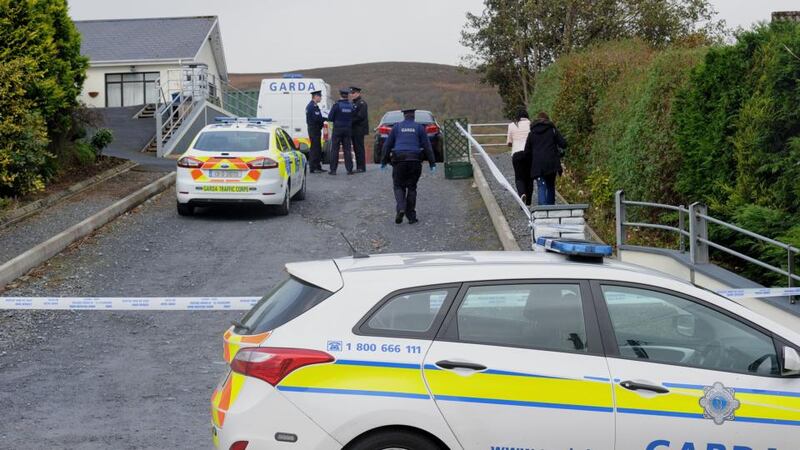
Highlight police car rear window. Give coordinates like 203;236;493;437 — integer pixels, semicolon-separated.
382;111;434;124
237;277;332;334
194;131;270;152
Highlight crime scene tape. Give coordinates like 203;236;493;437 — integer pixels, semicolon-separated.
0;297;261;310
0;289;797;311
715;287;800;299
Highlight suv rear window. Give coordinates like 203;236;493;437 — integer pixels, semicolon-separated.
194;131;270;152
237;277;332;334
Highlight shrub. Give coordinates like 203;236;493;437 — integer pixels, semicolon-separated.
0;58;51;197
90;128;114;154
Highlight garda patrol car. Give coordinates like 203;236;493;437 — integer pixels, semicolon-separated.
212;239;800;450
175;118;307;216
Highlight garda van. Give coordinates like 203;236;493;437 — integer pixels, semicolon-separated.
256;74;333;152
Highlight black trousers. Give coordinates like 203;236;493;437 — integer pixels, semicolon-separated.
308;127;323;171
329;131;353;173
392;161;422;218
512;151;533;205
352;133;366;171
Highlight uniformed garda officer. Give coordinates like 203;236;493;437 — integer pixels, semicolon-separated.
349;86;368;173
326;89;354;175
380;108;436;224
305;90;325;173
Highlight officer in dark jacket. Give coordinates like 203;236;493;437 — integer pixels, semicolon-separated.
326;89;354;175
305;90;325;173
381;108;436;224
350;86;369;172
523;112;567;205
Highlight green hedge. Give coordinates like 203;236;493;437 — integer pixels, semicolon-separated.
530;23;800;285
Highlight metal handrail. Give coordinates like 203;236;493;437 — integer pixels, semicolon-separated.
615;190;798;303
699;213;800;253
699;238;800;281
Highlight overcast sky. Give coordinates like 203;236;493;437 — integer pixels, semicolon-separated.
67;0;799;73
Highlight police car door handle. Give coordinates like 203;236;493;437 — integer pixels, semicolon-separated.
435;360;487;371
620;380;670;394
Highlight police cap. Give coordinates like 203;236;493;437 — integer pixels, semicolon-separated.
310;90;322;97
401;108;417;115
339;89;350;97
349;86;362;93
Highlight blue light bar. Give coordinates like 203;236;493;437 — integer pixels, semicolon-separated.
283;73;304;79
214;117;272;124
536;238;613;258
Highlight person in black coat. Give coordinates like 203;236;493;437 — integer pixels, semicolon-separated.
350;86;369;172
523;112;567;205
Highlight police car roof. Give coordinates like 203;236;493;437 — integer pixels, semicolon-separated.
286;251;689;293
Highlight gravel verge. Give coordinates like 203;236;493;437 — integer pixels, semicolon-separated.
0;168;168;265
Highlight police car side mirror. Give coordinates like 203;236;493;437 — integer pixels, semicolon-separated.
783;346;800;376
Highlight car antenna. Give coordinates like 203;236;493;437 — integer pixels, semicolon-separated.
341;232;369;259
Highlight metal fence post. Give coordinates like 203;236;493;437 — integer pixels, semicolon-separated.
789;250;796;304
689;202;709;265
678;206;685;253
615;190;625;255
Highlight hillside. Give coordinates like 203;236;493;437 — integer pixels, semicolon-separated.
229;62;505;126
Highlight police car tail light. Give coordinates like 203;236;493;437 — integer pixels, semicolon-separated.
425;124;439;134
230;347;334;386
247;157;279;169
177;156;203;169
378;125;392;135
323;123;329;140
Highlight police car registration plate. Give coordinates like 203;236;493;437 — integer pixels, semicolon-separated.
201;186;249;193
209;170;242;179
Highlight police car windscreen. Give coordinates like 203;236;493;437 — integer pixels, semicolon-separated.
382;111;434;124
194;131;270;152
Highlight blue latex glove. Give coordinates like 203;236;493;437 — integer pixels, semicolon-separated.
380;164;388;172
430;165;437;174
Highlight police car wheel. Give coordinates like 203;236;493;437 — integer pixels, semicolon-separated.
275;184;290;216
176;202;194;216
347;430;442;450
292;172;306;201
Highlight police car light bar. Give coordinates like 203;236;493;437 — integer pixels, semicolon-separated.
536;238;613;258
214;117;272;124
283;73;304;79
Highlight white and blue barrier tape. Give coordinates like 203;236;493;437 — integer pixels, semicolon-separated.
0;296;260;310
715;287;800;299
0;289;796;311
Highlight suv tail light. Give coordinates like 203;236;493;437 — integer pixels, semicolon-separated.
177;156;204;168
425;124;439;134
247;157;279;169
378;125;393;135
230;347;334;386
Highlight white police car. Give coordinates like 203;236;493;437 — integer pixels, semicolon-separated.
175;118;306;216
212;239;800;450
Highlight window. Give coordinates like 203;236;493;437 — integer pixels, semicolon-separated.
363;288;452;334
105;72;159;107
194;131;270;152
238;277;332;334
453;284;587;352
601;285;779;375
277;131;293;152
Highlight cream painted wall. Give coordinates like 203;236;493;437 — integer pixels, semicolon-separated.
79;40;223;108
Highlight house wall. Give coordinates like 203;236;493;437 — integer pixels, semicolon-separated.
79;40;222;109
80;63;180;108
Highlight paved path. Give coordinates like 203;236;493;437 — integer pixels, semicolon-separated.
0;165;500;449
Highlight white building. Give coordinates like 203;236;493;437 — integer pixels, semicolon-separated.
75;16;228;108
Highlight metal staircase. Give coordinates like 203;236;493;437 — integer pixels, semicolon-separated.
142;65;257;157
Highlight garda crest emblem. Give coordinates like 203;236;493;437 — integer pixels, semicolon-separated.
699;382;740;425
